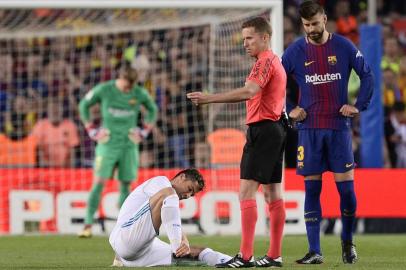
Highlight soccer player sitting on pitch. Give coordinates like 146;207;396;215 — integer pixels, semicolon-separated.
282;0;374;265
109;168;232;267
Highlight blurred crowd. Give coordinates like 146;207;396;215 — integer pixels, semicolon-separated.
0;26;210;169
0;0;406;169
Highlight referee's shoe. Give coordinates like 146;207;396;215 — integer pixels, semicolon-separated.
215;253;255;268
255;255;282;267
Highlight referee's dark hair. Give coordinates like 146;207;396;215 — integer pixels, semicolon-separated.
174;168;205;191
242;17;272;37
299;0;325;20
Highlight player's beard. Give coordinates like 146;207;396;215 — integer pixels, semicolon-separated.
307;29;324;43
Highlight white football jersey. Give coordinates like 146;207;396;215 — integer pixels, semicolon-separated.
117;176;172;226
109;176;174;266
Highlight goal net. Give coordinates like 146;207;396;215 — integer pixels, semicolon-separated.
0;1;282;234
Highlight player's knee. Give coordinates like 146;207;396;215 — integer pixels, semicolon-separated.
265;193;283;204
305;181;322;196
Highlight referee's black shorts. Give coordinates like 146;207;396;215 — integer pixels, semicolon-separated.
240;119;286;184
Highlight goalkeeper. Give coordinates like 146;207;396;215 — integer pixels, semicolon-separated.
78;65;158;238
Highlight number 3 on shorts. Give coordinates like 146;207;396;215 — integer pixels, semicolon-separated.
297;146;304;161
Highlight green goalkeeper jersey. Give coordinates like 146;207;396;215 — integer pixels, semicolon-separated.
79;80;158;147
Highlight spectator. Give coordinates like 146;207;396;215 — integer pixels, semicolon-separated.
4;95;36;140
166;82;190;168
0;53;13;131
382;68;403;111
398;56;406;96
381;36;402;74
389;102;406;168
32;99;80;167
335;0;359;44
0;95;38;167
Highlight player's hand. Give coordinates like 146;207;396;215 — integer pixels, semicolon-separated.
186;91;211;106
128;127;149;144
85;124;110;143
175;237;190;257
128;126;151;144
339;104;359;117
289;106;307;122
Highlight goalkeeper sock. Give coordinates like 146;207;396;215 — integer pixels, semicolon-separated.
336;181;356;242
161;194;182;253
84;183;104;225
118;182;130;207
239;199;257;260
267;199;285;259
198;248;232;266
304;180;322;254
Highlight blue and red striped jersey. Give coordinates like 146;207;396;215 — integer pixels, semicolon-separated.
282;33;373;130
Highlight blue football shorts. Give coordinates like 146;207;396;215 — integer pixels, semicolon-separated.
296;129;354;176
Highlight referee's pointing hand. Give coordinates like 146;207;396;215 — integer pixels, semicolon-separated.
187;92;210;106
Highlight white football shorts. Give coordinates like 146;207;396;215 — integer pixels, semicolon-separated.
109;201;172;267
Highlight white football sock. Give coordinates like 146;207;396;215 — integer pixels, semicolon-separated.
161;194;182;253
198;248;232;266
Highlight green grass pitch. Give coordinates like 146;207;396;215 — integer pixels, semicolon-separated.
0;234;405;269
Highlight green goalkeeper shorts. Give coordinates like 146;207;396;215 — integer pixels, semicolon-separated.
94;143;139;182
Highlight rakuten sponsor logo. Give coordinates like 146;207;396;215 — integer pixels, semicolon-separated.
305;73;342;85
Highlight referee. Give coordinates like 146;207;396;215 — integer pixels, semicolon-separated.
187;16;287;268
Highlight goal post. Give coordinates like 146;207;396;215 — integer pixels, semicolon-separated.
0;0;283;55
0;0;284;235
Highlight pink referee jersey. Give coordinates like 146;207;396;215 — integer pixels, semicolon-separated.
245;49;286;124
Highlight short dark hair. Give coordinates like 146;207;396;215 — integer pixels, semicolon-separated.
174;168;205;191
242;17;272;36
299;0;325;20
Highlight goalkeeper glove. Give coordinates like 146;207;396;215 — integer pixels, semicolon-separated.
128;126;151;144
85;124;110;143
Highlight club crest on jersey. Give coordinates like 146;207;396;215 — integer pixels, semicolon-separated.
129;98;137;105
328;55;337;65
